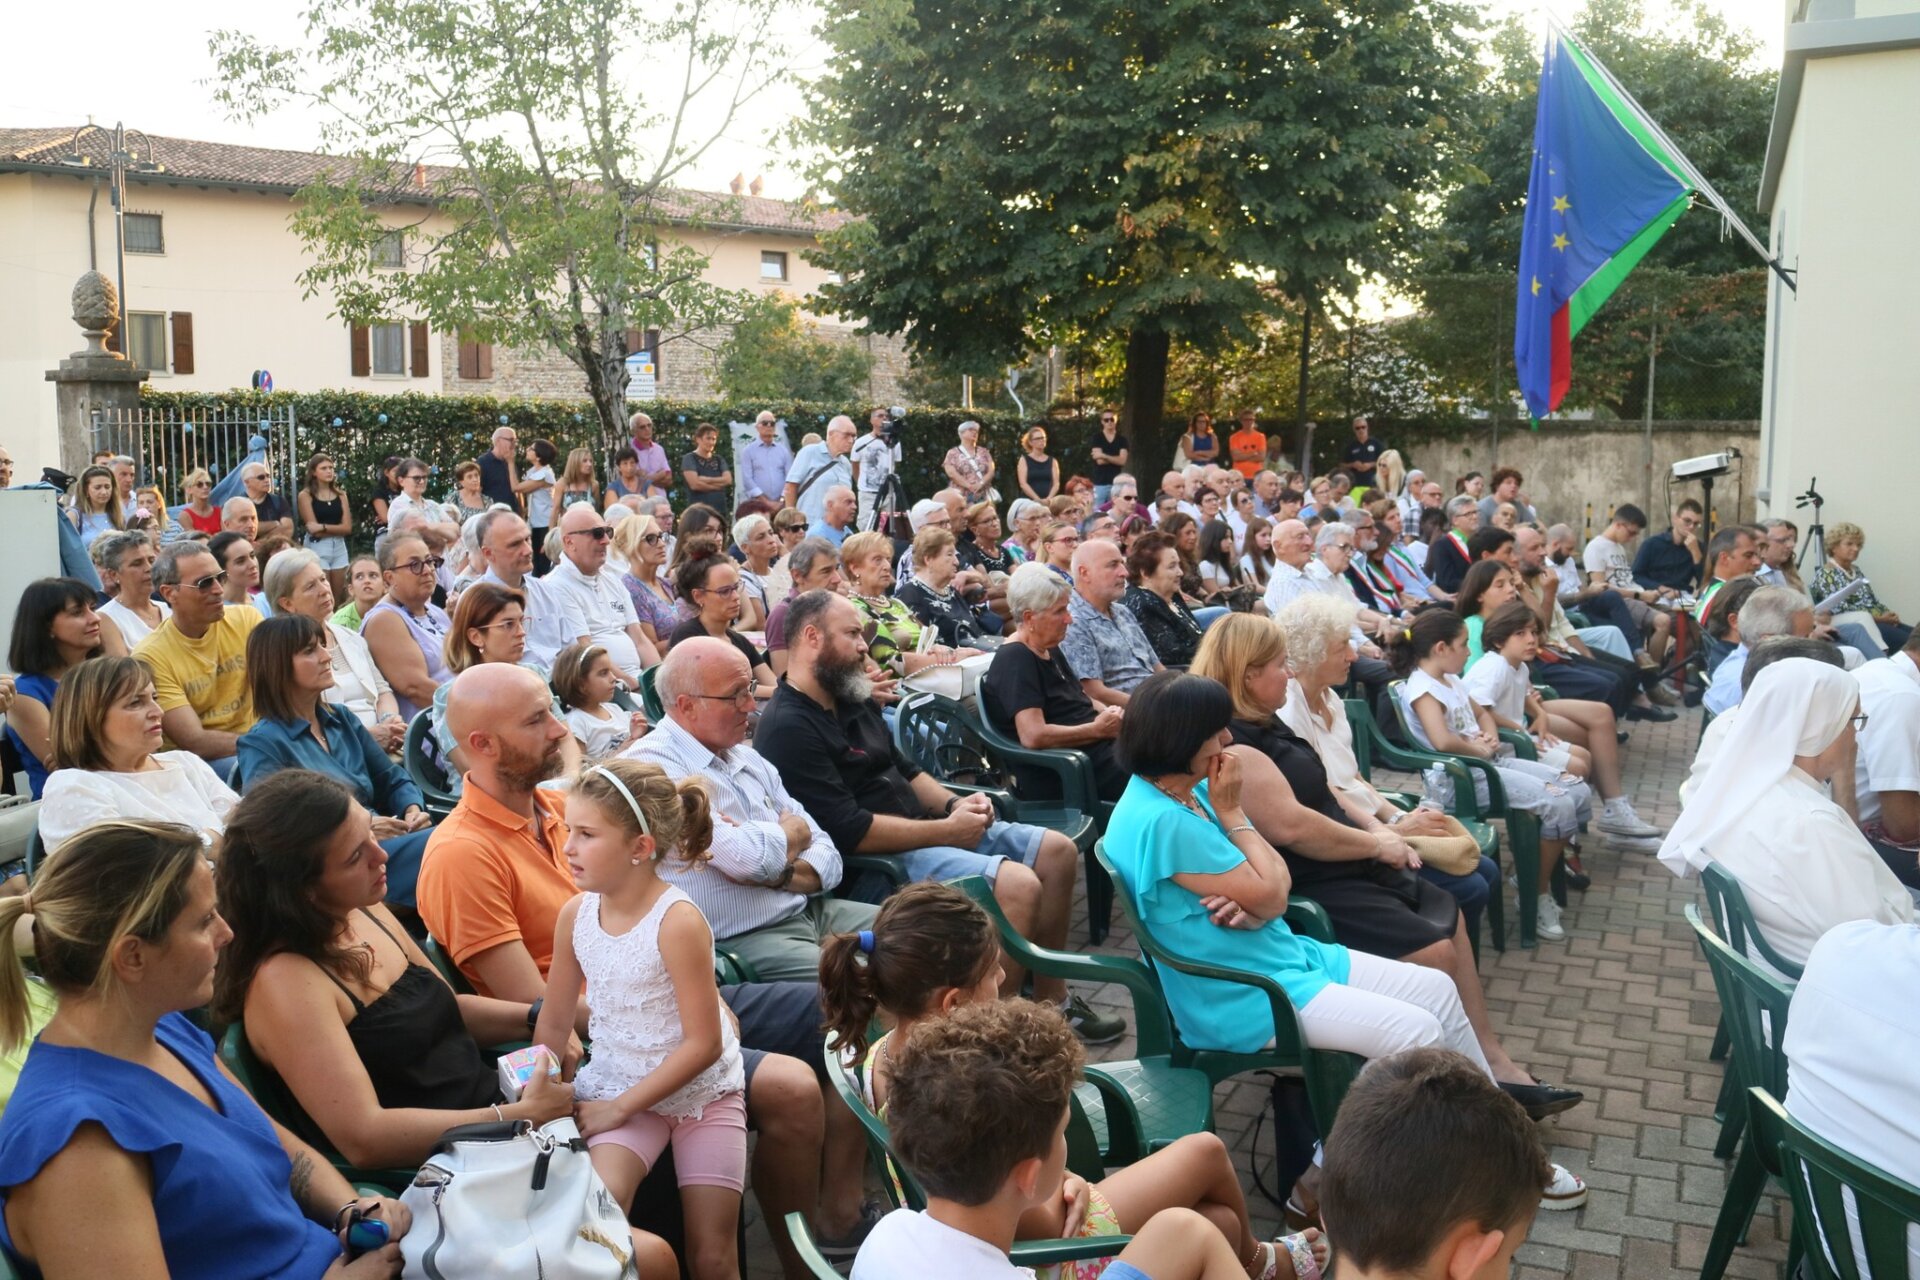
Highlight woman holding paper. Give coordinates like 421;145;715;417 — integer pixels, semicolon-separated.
1810;521;1910;652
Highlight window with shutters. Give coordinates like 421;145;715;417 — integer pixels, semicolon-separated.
124;213;164;255
371;229;405;270
760;250;788;281
370;322;407;375
458;332;493;380
125;311;169;373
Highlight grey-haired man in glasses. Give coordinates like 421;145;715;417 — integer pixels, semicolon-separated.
474;508;588;667
540;502;661;684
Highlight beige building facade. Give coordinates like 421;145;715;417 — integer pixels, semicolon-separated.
1756;0;1920;615
0;127;905;482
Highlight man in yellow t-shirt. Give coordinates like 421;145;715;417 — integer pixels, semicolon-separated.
1228;409;1267;480
135;544;264;772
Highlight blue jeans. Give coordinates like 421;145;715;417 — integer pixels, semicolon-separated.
1093;485;1113;506
845;820;1047;902
1419;856;1497;942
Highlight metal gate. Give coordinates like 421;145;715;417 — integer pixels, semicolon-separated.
90;405;299;509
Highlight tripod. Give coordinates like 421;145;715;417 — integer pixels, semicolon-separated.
1795;480;1826;571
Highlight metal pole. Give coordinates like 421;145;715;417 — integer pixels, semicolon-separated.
1641;309;1659;518
111;124;128;358
962;375;973;410
1295;305;1312;475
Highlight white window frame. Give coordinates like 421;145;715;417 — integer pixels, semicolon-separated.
125;310;169;374
760;250;788;282
371;229;406;270
370;321;408;377
123;212;165;255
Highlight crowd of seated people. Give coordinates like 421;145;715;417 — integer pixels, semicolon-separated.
6;427;1914;1279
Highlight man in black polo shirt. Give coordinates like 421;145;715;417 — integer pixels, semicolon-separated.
1343;415;1383;483
755;589;1124;1044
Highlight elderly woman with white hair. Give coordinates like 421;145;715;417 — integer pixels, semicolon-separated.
94;530;172;648
263;545;407;753
1273;593;1498;936
1004;498;1048;564
731;512;782;630
980;562;1129;803
1660;656;1915;973
941;419;996;503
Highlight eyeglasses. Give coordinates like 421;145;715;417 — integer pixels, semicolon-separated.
405;473;428;483
693;686;756;708
477;616;534;633
567;526;613;541
641;532;663;545
1852;712;1870;731
396;557;446;576
187;570;230;592
698;582;741;597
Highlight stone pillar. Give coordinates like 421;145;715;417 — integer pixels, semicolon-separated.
44;271;147;476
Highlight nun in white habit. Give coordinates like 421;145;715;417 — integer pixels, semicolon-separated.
1658;657;1914;971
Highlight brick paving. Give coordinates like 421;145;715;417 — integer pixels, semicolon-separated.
746;710;1787;1279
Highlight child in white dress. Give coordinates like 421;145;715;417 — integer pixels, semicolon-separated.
553;642;649;763
533;759;743;1280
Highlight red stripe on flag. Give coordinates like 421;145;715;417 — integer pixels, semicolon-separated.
1549;305;1571;413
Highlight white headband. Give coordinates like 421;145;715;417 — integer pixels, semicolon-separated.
588;766;651;837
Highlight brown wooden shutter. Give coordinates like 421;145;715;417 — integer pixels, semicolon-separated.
458;334;493;380
409;322;430;378
350;324;370;377
623;327;644;356
169;312;194;374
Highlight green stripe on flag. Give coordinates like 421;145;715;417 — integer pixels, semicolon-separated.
1567;191;1690;338
1561;36;1689;185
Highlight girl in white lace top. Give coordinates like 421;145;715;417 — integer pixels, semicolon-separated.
533;758;746;1278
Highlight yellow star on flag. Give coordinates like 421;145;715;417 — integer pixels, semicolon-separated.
1531;276;1541;296
1552;195;1571;213
1552;233;1570;251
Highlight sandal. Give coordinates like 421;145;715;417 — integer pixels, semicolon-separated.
1255;1230;1324;1280
1282;1195;1320;1233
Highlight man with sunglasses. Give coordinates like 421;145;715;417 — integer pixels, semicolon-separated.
133;542;265;779
540;502;660;686
474;508;588;667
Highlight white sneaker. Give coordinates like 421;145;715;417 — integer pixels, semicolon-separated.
1596;803;1663;840
1534;893;1566;940
1540;1163;1588;1210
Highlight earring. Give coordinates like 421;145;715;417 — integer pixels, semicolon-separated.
630;857;642;866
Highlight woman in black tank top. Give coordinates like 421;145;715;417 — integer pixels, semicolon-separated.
211;772;579;1169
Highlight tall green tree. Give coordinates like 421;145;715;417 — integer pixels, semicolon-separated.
210;0;793;445
717;294;876;403
1408;0;1775;418
799;0;1485;478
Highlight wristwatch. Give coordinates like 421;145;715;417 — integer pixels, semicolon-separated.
943;796;962;816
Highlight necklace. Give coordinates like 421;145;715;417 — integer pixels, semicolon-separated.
1151;778;1203;814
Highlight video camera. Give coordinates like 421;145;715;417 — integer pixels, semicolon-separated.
878;405;907;446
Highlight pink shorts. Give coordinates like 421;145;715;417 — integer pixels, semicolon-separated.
584;1090;749;1191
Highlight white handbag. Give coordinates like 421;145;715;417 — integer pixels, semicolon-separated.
400;1117;635;1279
900;651;995;713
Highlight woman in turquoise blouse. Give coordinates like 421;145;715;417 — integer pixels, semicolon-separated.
1102;672;1588;1209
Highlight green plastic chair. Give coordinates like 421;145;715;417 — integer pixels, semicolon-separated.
1686;905;1796;1280
825;1050;1132;1269
219;1023;418;1193
1343;696;1508;953
894;691;1110;941
636;665;665;722
1378;682;1568;948
1747;1089;1919;1280
1092;842;1360;1139
402;713;460;820
22;825;43;882
1699;861;1803;1155
783;1212;847;1280
949;875;1213;1162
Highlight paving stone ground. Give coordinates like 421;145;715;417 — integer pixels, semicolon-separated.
746;710;1787;1279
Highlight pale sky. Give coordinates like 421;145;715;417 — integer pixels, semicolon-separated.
2;0;1779;200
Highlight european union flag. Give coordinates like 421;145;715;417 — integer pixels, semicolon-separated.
1514;31;1693;422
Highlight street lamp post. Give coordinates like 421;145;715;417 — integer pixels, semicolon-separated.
59;123;164;356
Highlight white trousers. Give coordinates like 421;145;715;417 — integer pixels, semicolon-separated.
1296;949;1492;1076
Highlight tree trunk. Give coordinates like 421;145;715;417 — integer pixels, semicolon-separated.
1121;326;1172;481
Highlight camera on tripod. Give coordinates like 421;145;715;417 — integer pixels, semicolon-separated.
1795;480;1823;511
878;406;907;446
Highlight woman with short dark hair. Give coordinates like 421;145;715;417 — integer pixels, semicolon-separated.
235;615;433;903
1123;532;1205;668
5;579;123;798
669;546;777;698
1100;671;1586;1207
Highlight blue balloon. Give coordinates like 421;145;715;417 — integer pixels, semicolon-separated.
182;423;194;435
677;415;686;423
428;465;440;476
573;413;583;422
258;419;271;431
377;413;389;425
332;417;344;428
499;414;510;424
464;433;474;441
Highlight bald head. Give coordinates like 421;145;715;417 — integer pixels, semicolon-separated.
1273;518;1313;568
559;500;610;573
1071;537;1127;607
444;664;566;793
826;416;857;453
657;636;755;751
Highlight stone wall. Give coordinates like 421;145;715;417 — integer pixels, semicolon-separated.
441;324;911;407
1387;420;1761;538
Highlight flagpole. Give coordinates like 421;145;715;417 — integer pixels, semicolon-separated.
1548;15;1797;294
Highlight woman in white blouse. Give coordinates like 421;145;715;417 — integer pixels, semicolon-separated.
263;547;407;754
93;531;171;649
39;656;238;853
1659;655;1915;971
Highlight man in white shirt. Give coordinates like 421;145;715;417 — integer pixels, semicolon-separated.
1853;632;1920;884
1581;503;1674;670
473;509;588;667
783;415;856;525
1784;920;1920;1279
629;638;875;980
540;502;660;685
849;407;899;530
